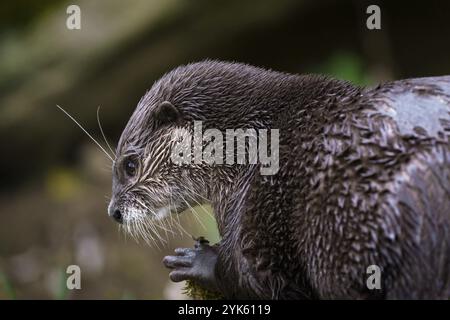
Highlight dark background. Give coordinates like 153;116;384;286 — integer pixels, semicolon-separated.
0;0;449;299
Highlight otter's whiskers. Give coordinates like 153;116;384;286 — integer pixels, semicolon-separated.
56;104;115;162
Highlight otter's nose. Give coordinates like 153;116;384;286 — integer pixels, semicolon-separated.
111;209;123;224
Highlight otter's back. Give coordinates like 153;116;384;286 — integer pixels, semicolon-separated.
367;76;450;298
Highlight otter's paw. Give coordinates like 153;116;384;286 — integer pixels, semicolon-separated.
163;237;219;292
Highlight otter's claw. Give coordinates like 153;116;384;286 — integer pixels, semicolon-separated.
163;237;219;291
192;235;210;246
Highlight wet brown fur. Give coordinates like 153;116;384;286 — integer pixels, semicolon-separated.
112;61;450;299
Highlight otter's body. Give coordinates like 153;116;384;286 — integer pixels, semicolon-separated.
213;74;450;299
110;61;450;299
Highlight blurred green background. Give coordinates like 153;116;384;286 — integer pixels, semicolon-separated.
0;0;449;299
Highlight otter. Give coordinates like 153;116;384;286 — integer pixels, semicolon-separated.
108;60;450;299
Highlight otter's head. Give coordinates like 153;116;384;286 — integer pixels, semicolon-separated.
107;96;208;242
107;61;278;242
106;61;233;241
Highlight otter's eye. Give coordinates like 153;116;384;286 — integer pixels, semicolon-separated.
124;157;138;177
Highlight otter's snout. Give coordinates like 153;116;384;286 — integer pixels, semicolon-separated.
108;201;123;224
111;209;123;224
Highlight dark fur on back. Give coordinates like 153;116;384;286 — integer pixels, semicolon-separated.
113;61;450;299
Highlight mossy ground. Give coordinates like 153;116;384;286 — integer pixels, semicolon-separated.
183;280;224;300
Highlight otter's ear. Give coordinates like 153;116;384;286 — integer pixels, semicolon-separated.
154;101;181;126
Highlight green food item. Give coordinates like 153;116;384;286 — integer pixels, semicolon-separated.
183;280;223;300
